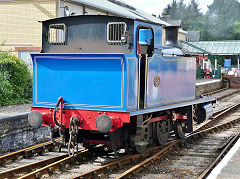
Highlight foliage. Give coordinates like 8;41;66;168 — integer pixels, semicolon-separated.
161;0;240;41
162;0;203;30
0;48;32;106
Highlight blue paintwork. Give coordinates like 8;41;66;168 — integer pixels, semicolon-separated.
125;55;138;110
32;19;197;114
146;55;196;108
31;53;127;111
130;96;216;116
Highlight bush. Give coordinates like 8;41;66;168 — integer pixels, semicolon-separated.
0;52;32;106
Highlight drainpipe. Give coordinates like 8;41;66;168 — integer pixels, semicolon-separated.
57;0;61;17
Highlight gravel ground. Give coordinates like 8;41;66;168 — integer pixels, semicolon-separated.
0;103;31;117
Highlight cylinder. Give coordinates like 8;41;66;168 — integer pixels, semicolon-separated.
202;103;214;120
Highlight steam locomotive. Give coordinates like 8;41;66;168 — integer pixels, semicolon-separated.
28;14;215;154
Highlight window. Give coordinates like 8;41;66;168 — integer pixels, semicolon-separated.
107;22;127;43
137;28;154;57
48;24;66;44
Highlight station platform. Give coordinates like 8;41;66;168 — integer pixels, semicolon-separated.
195;78;227;97
196;78;222;86
207;138;240;179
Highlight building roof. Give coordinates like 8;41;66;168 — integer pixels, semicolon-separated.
186;31;200;41
180;40;240;55
68;0;170;26
164;20;182;27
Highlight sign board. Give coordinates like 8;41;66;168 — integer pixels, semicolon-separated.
224;59;231;68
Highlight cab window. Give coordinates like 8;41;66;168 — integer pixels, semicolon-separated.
137;28;154;57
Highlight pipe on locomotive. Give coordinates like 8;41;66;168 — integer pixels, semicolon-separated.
28;96;75;147
53;96;63;127
50;96;65;147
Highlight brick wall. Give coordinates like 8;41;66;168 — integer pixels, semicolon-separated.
0;0;57;48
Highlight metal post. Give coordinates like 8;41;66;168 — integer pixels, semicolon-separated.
57;0;61;17
215;59;217;70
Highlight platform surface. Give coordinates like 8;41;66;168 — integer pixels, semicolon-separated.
196;78;221;86
207;138;240;179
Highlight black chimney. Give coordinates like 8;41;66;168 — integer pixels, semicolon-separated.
165;26;179;47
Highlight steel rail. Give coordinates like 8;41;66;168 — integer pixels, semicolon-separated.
203;88;227;97
116;118;240;179
72;143;176;179
19;149;88;179
1;93;237;178
216;89;240;100
74;102;240;179
198;133;240;179
0;153;68;178
213;105;234;117
0;138;60;166
202;88;240;100
194;102;240;133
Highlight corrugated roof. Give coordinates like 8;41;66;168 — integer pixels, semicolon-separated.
68;0;169;26
180;41;240;55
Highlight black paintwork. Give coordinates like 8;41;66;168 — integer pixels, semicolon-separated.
42;15;134;54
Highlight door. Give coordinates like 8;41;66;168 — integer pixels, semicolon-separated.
137;27;154;109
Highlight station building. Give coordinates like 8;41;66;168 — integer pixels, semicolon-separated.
0;0;187;69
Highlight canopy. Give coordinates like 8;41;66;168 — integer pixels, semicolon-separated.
180;40;240;55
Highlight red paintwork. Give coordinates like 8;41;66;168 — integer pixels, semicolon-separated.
41;113;54;126
82;139;121;147
59;97;63;127
31;107;130;132
150;115;166;123
83;139;110;146
175;113;187;119
149;112;187;123
137;41;141;55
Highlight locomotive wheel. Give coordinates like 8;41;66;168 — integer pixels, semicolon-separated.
174;121;186;139
155;119;170;145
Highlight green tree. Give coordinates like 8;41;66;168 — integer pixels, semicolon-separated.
161;0;240;40
0;46;32;106
162;0;178;19
202;0;240;40
161;0;203;31
176;0;186;20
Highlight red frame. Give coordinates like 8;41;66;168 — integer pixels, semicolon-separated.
31;107;130;132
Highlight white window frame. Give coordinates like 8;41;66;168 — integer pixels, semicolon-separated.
48;23;66;44
107;22;127;43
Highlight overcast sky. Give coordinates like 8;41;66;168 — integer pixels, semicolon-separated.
122;0;214;16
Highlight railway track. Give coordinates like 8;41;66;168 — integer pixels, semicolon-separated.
198;133;240;179
203;87;228;97
203;88;240;101
0;138;60;166
129;111;240;178
69;101;240;179
0;88;239;179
